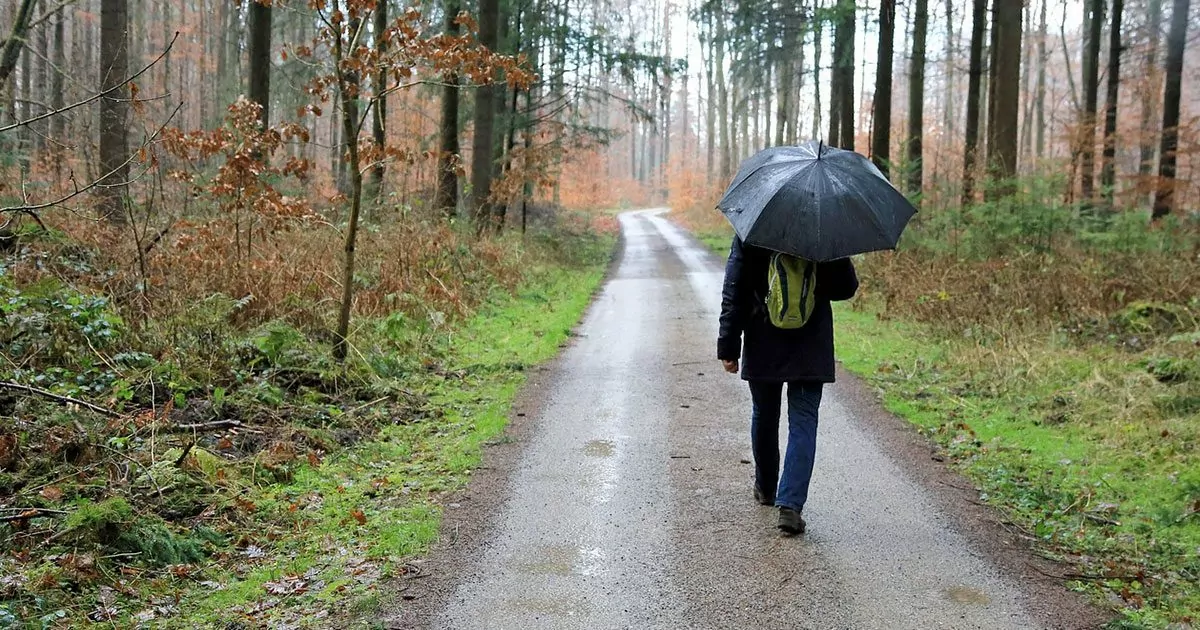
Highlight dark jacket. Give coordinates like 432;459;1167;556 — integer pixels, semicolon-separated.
717;237;859;383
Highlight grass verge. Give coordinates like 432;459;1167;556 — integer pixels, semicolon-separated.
0;232;614;628
832;305;1198;628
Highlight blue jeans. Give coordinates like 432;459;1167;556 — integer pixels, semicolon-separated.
749;381;824;512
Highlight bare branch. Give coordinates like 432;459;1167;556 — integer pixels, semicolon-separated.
0;102;183;215
0;381;119;417
0;32;178;135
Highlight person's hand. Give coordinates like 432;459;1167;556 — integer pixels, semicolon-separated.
722;359;739;374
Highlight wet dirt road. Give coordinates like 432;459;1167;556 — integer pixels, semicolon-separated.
384;210;1107;630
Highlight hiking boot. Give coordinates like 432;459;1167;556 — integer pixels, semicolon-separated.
778;507;806;536
753;484;774;506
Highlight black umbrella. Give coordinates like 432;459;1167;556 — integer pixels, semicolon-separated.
717;141;917;262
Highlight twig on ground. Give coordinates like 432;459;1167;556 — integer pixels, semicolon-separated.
0;381;118;417
169;420;245;432
0;508;68;522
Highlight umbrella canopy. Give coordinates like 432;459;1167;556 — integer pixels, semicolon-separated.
717;141;917;262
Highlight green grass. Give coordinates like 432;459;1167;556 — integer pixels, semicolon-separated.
833;305;1200;628
163;261;611;627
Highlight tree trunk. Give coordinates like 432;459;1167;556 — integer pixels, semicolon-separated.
1138;0;1162;177
98;0;129;222
704;7;715;179
1099;0;1123;202
907;0;926;192
247;0;272;130
0;0;37;85
716;10;731;180
434;0;461;219
1019;0;1034;163
871;0;895;176
988;0;1021;198
371;0;388;200
50;6;65;150
812;3;823;140
831;0;855;149
470;0;500;231
985;2;999;166
1035;0;1047;159
1079;0;1103;203
333;6;364;362
942;0;956;145
961;0;986;205
1151;0;1190;219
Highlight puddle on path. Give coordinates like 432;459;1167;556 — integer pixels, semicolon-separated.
504;596;588;617
582;439;616;457
516;546;579;575
945;585;991;605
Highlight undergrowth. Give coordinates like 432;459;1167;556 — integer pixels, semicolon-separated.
0;209;615;627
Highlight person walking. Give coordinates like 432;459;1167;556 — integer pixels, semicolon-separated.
717;238;859;535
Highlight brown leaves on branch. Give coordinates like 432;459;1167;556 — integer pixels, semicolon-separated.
293;1;534;105
162;98;315;227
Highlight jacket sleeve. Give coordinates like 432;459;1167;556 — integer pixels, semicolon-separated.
717;236;746;361
816;258;859;302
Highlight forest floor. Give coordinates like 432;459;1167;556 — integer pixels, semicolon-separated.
686;216;1200;629
0;216;615;628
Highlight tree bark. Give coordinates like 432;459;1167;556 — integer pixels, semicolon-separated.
1138;0;1162;177
907;0;926;192
434;0;460;219
871;0;895;176
988;0;1021;198
1079;0;1103;203
0;0;37;85
98;0;129;222
50;5;65;148
1035;0;1047;159
830;0;855;149
246;0;272;130
1151;0;1190;219
470;0;500;231
371;0;388;200
703;7;715;179
333;8;364;362
716;9;731;180
961;0;986;205
1099;0;1123;202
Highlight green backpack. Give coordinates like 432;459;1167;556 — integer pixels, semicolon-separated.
766;252;817;329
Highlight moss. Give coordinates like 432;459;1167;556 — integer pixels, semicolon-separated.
62;497;134;545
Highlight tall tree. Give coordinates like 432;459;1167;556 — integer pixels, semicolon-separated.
961;0;986;205
247;0;272;130
1079;0;1103;202
988;0;1021;198
1152;0;1190;219
942;0;955;146
907;0;927;192
870;0;895;176
371;0;388;199
716;8;731;180
0;0;37;85
1035;0;1048;158
470;0;500;231
1138;0;1162;176
434;0;461;219
98;0;130;222
50;5;65;148
829;0;855;149
703;7;715;178
1099;0;1123;201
